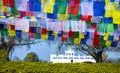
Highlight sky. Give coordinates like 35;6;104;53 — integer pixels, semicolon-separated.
11;41;120;61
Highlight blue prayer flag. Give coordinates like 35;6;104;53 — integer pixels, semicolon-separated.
103;18;113;23
111;41;118;47
93;2;105;16
16;30;22;38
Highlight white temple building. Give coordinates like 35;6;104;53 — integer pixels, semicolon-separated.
50;49;96;63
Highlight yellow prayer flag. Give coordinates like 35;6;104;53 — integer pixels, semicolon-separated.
74;38;81;44
53;32;58;37
4;6;9;12
113;10;120;24
23;30;29;32
9;16;14;20
58;14;68;20
0;0;3;6
0;15;6;18
79;33;84;39
0;6;4;12
104;33;110;40
30;16;37;21
42;4;54;13
8;30;16;36
105;2;118;17
42;0;55;13
7;13;10;16
41;0;55;5
41;34;48;40
105;41;111;47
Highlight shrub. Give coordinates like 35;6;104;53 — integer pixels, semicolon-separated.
0;61;120;73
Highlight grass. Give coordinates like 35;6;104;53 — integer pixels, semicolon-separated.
0;61;120;73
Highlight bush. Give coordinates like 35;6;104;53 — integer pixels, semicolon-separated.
0;61;120;73
24;52;39;62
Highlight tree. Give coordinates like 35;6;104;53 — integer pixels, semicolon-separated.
0;36;42;61
117;58;120;64
102;53;108;63
24;52;39;62
56;42;120;63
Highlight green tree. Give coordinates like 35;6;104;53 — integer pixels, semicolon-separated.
24;52;39;62
0;36;42;61
117;58;120;64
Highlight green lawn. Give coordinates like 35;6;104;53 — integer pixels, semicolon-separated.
0;61;120;73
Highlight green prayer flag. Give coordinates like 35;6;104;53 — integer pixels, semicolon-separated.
98;23;105;32
11;8;20;16
57;6;67;14
74;32;79;38
68;38;74;43
105;24;114;32
1;29;8;36
56;0;67;6
113;24;118;30
100;36;106;47
35;33;41;39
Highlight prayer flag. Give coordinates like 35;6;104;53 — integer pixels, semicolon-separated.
35;33;41;39
93;1;105;16
106;41;112;47
81;2;93;16
74;38;81;44
16;30;22;38
68;0;80;15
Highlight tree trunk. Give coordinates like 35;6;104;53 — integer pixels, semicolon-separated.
94;50;103;63
6;50;10;61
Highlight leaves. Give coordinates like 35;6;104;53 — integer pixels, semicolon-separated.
0;61;120;73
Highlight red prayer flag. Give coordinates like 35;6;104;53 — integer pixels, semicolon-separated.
68;0;80;15
10;25;15;30
69;30;74;38
81;15;92;22
42;28;47;34
91;23;97;29
28;32;34;38
93;30;100;46
62;37;68;42
3;0;15;8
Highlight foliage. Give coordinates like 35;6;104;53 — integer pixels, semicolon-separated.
0;49;8;61
116;58;120;64
0;36;42;61
24;52;39;62
0;61;120;73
